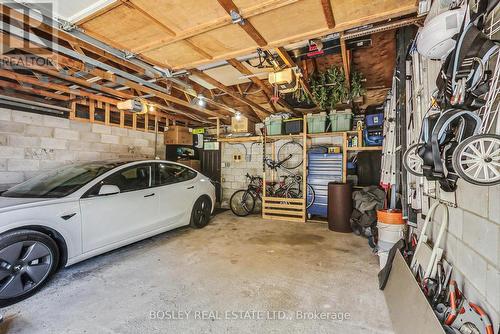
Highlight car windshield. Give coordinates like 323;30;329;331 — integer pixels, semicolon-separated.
1;162;121;198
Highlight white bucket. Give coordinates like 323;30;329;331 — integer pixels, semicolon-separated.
378;251;389;269
377;221;404;244
377;240;394;269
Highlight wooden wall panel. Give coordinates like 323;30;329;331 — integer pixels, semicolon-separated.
81;4;169;50
352;30;396;88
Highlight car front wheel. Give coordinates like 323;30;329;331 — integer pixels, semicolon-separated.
0;230;59;307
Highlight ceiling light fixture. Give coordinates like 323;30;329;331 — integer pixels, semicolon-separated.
235;111;242;121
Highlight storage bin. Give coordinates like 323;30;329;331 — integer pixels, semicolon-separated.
265;117;283;136
283;118;303;135
329;112;353;132
306;114;327;133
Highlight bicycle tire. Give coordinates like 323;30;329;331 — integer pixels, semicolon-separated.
230;190;255;217
278;141;303;170
306;184;315;209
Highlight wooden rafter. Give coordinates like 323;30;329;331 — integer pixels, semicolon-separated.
0;69;120;105
0;80;71;101
1;28;225;119
340;32;351;85
190;69;269;120
275;47;315;104
226;58;293;113
320;0;336;29
216;0;267;47
2;55;134;100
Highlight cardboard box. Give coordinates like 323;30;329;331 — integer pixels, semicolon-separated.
231;116;255;133
164;126;193;145
178;160;200;172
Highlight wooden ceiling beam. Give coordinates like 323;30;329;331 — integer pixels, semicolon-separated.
2;28;224;120
190;69;269;120
0;69;120;105
320;0;336;29
1;54;134;100
339;32;351;85
216;0;267;47
0;80;71;101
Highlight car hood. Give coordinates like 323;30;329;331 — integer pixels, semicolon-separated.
0;196;60;213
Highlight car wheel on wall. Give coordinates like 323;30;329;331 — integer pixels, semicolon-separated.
190;196;212;229
0;230;59;307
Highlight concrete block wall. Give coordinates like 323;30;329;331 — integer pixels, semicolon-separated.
423;183;500;330
221;141;263;207
0;108;165;191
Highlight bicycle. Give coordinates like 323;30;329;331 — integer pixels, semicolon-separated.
230;174;267;217
264;155;315;209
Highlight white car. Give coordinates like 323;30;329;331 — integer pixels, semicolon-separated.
0;160;215;306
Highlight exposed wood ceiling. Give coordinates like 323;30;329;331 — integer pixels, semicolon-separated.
0;0;419;126
78;0;417;69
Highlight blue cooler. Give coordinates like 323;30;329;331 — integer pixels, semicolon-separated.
364;112;384;146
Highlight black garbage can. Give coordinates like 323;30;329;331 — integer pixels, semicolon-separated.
327;182;353;233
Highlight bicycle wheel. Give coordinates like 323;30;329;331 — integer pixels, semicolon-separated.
278;141;303;170
230;190;255;217
306;184;315;209
403;143;424;177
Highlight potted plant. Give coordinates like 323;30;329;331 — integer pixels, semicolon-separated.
350;71;366;104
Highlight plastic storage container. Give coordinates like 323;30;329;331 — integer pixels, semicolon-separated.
306;114;327;133
329;112;353;132
283;118;303;135
265;117;283;136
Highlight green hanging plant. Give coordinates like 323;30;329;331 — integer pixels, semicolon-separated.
309;66;349;111
350;71;366;100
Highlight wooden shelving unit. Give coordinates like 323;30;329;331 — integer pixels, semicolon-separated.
214;118;382;223
262;117;308;223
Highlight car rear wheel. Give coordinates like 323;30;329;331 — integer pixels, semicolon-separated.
190;196;212;229
0;230;59;307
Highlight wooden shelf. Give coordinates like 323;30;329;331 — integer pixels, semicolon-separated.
264;134;304;142
217;136;261;143
307;131;358;138
346;146;383;151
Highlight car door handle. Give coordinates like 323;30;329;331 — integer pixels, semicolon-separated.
144;193;155;198
61;213;77;221
187;186;194;189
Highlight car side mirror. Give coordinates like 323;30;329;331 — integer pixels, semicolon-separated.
98;185;120;196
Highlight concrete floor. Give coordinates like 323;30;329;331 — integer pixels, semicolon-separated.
1;211;393;334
